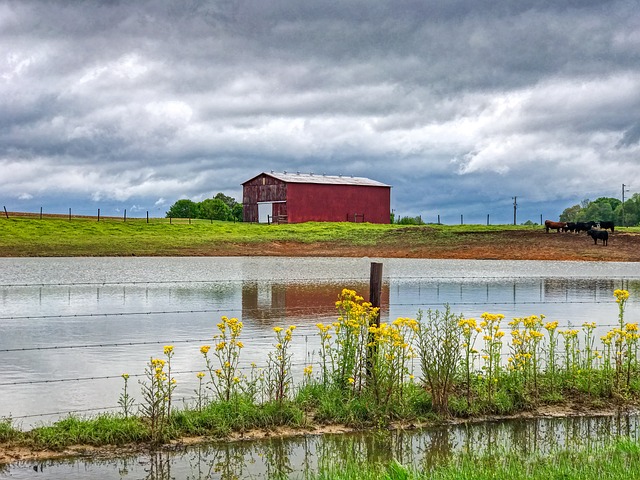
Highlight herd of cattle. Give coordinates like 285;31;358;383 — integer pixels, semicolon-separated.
544;220;613;246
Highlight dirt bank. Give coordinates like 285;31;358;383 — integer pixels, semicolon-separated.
191;229;640;262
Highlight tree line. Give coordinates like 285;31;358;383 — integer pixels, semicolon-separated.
560;194;640;226
165;193;242;221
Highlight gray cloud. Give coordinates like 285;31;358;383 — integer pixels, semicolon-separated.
618;122;640;147
1;0;640;222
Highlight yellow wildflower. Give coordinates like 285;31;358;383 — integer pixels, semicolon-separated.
614;289;630;303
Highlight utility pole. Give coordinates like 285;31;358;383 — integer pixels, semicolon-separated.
512;196;517;225
622;184;630;227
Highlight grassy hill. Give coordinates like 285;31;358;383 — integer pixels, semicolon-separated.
0;214;535;257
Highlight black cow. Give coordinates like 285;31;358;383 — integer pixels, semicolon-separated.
596;221;615;232
575;221;596;233
587;228;608;246
564;222;576;232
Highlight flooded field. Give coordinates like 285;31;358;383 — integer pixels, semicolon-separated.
1;257;639;425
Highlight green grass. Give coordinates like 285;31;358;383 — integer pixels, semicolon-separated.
0;418;21;443
27;415;150;449
0;216;542;256
2;215;639;256
172;398;306;438
11;398;308;451
312;438;640;479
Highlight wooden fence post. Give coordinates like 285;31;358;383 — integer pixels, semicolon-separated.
369;262;382;323
367;262;383;381
146;211;149;224
3;206;8;219
124;209;127;222
40;207;43;220
69;208;71;221
97;208;100;222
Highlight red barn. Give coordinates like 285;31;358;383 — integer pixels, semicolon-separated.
242;171;391;224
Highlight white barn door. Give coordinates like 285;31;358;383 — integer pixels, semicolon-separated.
257;202;273;223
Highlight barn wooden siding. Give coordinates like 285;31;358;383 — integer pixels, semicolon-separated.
287;182;390;223
242;174;288;223
242;172;391;224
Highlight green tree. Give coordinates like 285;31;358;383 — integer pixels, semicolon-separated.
594;197;622;212
583;201;614;222
561;197;632;226
559;204;582;222
615;193;640;227
213;192;238;209
166;199;199;219
572;197;620;223
231;203;243;222
629;194;640;226
199;198;232;220
209;192;242;221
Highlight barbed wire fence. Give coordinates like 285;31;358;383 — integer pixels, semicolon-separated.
2;275;639;424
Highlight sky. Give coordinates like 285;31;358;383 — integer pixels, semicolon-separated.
2;0;640;224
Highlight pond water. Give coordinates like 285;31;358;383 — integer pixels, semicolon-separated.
3;412;640;479
1;257;640;426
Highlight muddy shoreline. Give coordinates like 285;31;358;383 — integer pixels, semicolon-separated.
2;402;638;466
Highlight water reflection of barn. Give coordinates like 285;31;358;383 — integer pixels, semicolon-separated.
241;281;390;324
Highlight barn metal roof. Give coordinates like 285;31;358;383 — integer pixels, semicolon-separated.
245;171;391;187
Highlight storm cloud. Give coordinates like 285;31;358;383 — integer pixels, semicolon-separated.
2;0;639;222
